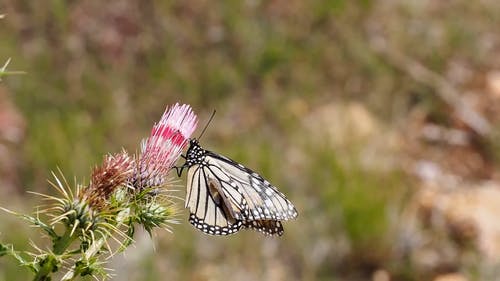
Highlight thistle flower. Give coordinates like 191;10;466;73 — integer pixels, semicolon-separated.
81;152;134;210
132;103;198;190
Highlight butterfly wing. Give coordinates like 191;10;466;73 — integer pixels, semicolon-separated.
199;162;249;220
185;164;243;235
205;152;298;222
244;220;284;236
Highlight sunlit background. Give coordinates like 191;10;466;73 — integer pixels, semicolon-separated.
1;1;500;280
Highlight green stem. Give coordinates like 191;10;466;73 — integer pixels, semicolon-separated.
53;228;76;255
60;238;106;281
33;227;76;281
61;208;130;281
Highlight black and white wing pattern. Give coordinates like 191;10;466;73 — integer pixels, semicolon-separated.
182;139;298;236
185;164;244;235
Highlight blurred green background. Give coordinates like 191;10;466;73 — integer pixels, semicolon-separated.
2;1;500;280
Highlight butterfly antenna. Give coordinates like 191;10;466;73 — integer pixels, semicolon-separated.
198;110;216;140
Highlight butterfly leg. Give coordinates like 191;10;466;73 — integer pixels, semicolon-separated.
173;165;186;177
172;155;188;177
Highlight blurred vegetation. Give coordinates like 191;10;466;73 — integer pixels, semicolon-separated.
1;1;500;280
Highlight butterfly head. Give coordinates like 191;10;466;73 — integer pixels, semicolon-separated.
185;139;205;166
189;138;199;147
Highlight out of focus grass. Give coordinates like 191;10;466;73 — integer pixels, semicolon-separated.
1;1;500;280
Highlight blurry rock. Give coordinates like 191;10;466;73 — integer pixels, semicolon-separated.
416;183;500;261
303;101;400;172
433;273;468;281
372;269;390;281
304;101;381;148
486;71;500;98
0;86;25;194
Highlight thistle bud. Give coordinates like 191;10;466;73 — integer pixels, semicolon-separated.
136;201;176;235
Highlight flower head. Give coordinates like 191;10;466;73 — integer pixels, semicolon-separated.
81;152;134;210
132;103;197;189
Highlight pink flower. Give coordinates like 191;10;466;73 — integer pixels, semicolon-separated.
132;103;197;189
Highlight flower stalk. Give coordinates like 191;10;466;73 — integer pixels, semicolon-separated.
34;227;78;281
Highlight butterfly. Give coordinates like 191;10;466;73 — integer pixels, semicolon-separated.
176;139;298;236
